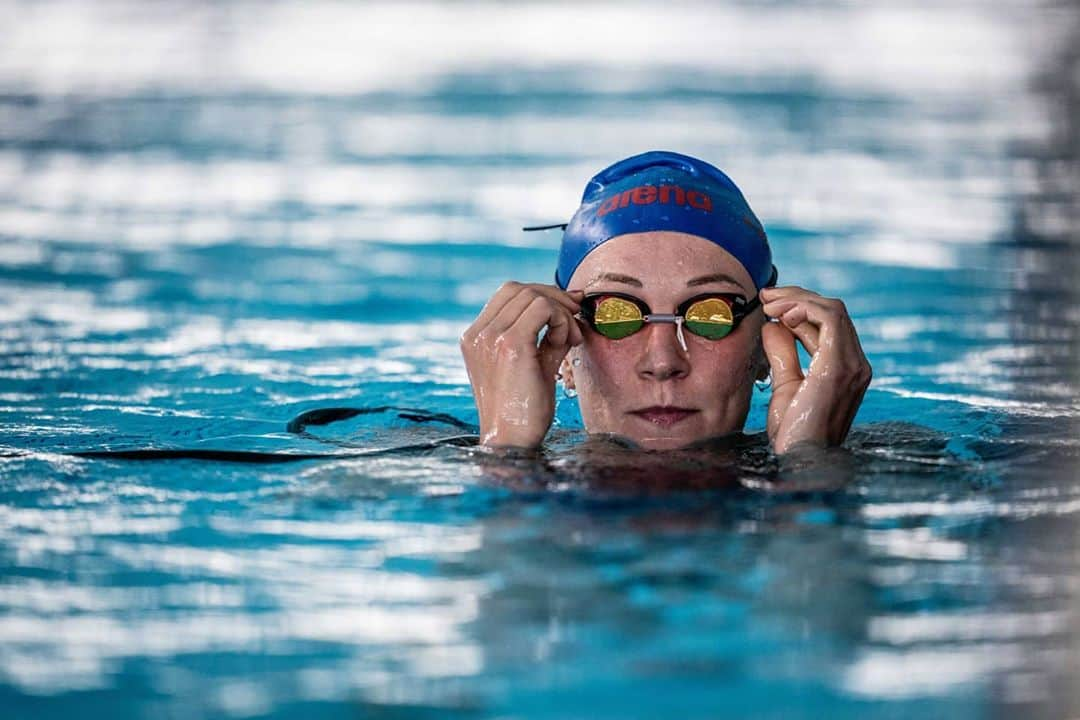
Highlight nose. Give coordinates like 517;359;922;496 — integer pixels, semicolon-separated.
635;321;691;381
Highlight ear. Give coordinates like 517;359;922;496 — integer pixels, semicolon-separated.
559;352;577;390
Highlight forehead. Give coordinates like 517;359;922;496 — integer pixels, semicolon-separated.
567;231;755;294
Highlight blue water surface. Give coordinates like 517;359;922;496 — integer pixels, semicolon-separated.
1;1;1078;718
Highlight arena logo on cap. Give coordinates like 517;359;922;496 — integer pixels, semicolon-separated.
595;184;713;217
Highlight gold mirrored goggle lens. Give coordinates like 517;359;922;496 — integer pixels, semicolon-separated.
683;297;734;339
593;296;644;339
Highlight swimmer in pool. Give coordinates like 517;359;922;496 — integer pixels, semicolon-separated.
460;151;871;453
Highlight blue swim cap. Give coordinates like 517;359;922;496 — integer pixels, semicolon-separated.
554;151;776;291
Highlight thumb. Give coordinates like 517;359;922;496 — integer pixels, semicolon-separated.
761;321;804;440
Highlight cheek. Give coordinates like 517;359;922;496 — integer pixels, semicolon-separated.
575;336;634;393
691;341;755;384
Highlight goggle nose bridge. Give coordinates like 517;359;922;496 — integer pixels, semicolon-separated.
638;314;689;352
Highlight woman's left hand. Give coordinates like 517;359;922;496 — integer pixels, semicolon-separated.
759;286;872;455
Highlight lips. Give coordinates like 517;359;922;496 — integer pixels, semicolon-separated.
630;406;699;427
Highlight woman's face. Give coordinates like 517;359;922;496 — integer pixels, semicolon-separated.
563;231;766;450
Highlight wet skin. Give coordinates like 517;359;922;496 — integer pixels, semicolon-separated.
460;231;871;453
561;232;764;450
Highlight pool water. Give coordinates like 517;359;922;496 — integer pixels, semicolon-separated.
1;1;1079;718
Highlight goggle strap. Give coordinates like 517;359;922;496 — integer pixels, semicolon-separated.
522;223;569;232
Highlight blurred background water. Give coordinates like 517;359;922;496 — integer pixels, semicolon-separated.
1;0;1078;718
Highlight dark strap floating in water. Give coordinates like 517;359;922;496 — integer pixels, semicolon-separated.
72;435;479;464
285;406;476;434
45;406;480;463
73;449;335;463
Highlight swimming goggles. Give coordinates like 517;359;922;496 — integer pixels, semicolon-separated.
577;292;761;351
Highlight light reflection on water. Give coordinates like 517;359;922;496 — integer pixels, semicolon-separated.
1;0;1079;718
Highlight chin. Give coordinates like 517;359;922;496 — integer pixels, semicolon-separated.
581;407;738;451
620;412;715;451
616;423;715;451
632;435;697;451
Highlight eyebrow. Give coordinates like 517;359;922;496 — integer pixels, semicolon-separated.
589;272;643;288
686;273;745;289
587;271;749;292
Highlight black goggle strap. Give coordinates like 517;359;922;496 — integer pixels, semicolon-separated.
522;223;569;232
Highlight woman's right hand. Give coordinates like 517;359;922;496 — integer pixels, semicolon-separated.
460;282;585;448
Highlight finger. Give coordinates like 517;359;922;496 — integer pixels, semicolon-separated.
777;305;869;407
508;294;574;347
761;321;804;440
788;299;864;371
763;300;821;355
544;301;572;348
539;330;574;378
487;289;584;368
491;283;580;333
522;284;582;314
764;294;848;326
779;305;821;356
521;289;585;346
475;282;580;330
762;321;804;389
486;287;549;337
762;295;834;322
759;285;823;302
569;314;585;346
761;298;796;319
472;281;529;328
762;290;844;343
764;296;855;348
519;301;576;377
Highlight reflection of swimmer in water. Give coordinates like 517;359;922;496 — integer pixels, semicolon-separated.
461;151;872;454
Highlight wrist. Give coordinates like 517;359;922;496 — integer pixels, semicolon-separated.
480;428;546;449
